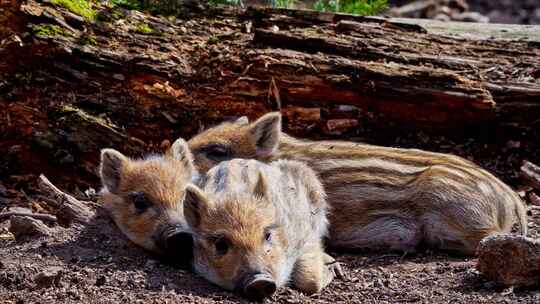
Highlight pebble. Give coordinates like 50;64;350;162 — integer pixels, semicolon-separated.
477;234;540;286
35;267;64;288
9;215;53;239
0;182;7;197
95;275;107;287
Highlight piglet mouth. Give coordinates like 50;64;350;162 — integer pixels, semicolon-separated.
160;225;193;266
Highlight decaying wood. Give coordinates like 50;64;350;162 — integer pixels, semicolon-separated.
244;7;540;41
0;211;57;222
521;161;540;191
37;174;94;226
0;0;539;188
392;17;540;41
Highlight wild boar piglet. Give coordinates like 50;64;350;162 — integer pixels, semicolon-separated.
184;159;340;300
99;138;195;260
188;113;528;255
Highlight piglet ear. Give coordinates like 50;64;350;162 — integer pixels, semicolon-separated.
250;112;281;158
235;116;249;125
183;184;210;228
253;172;268;199
99;149;128;193
168;138;195;173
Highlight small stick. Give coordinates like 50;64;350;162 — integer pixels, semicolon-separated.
267;76;281;111
35;195;61;208
0;212;57;222
521;161;540;190
38;174;94;225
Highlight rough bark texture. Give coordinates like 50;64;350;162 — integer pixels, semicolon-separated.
0;1;539;189
477;235;540;287
37;174;95;226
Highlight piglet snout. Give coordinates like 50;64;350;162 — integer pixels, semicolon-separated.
242;273;276;300
161;226;193;265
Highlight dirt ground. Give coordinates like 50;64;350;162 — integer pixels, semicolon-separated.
1;208;540;304
1;131;540;304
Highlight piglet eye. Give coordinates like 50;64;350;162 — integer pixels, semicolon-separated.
265;231;272;242
214;237;230;256
204;145;230;160
128;192;151;212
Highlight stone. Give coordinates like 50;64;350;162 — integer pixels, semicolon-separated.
282;107;321;122
477;234;540;287
326;119;359;134
9;216;53;239
35;267;63;288
0;182;7;197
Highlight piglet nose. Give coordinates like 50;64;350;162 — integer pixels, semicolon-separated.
243;273;276;300
165;231;193;253
162;226;193;267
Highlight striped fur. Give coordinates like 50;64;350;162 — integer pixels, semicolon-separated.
184;159;336;295
188;112;528;255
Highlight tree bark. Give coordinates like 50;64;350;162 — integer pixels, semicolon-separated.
0;1;539;188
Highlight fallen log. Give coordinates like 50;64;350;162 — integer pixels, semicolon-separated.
0;0;539;188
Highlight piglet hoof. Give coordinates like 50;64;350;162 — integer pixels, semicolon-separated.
327;260;348;281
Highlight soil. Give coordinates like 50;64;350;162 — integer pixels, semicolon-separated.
1;190;540;304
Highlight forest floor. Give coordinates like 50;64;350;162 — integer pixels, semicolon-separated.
1;175;539;304
1;1;540;303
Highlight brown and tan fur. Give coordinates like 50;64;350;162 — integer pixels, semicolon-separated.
188;113;528;255
184;159;339;299
99;138;196;257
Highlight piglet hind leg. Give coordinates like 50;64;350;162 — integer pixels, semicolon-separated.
292;243;335;295
421;212;496;256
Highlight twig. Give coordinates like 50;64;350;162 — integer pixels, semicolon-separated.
365;254;401;264
267;76;281;110
0;212;57;222
35;195;61;208
38;174;85;204
521;161;540;190
37;174;94;225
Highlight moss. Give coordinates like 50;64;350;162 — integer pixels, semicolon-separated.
79;35;97;45
51;0;97;21
32;24;72;37
207;35;219;45
110;0;141;10
55;105;115;130
134;23;154;35
96;9;124;22
314;0;388;15
14;72;33;84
